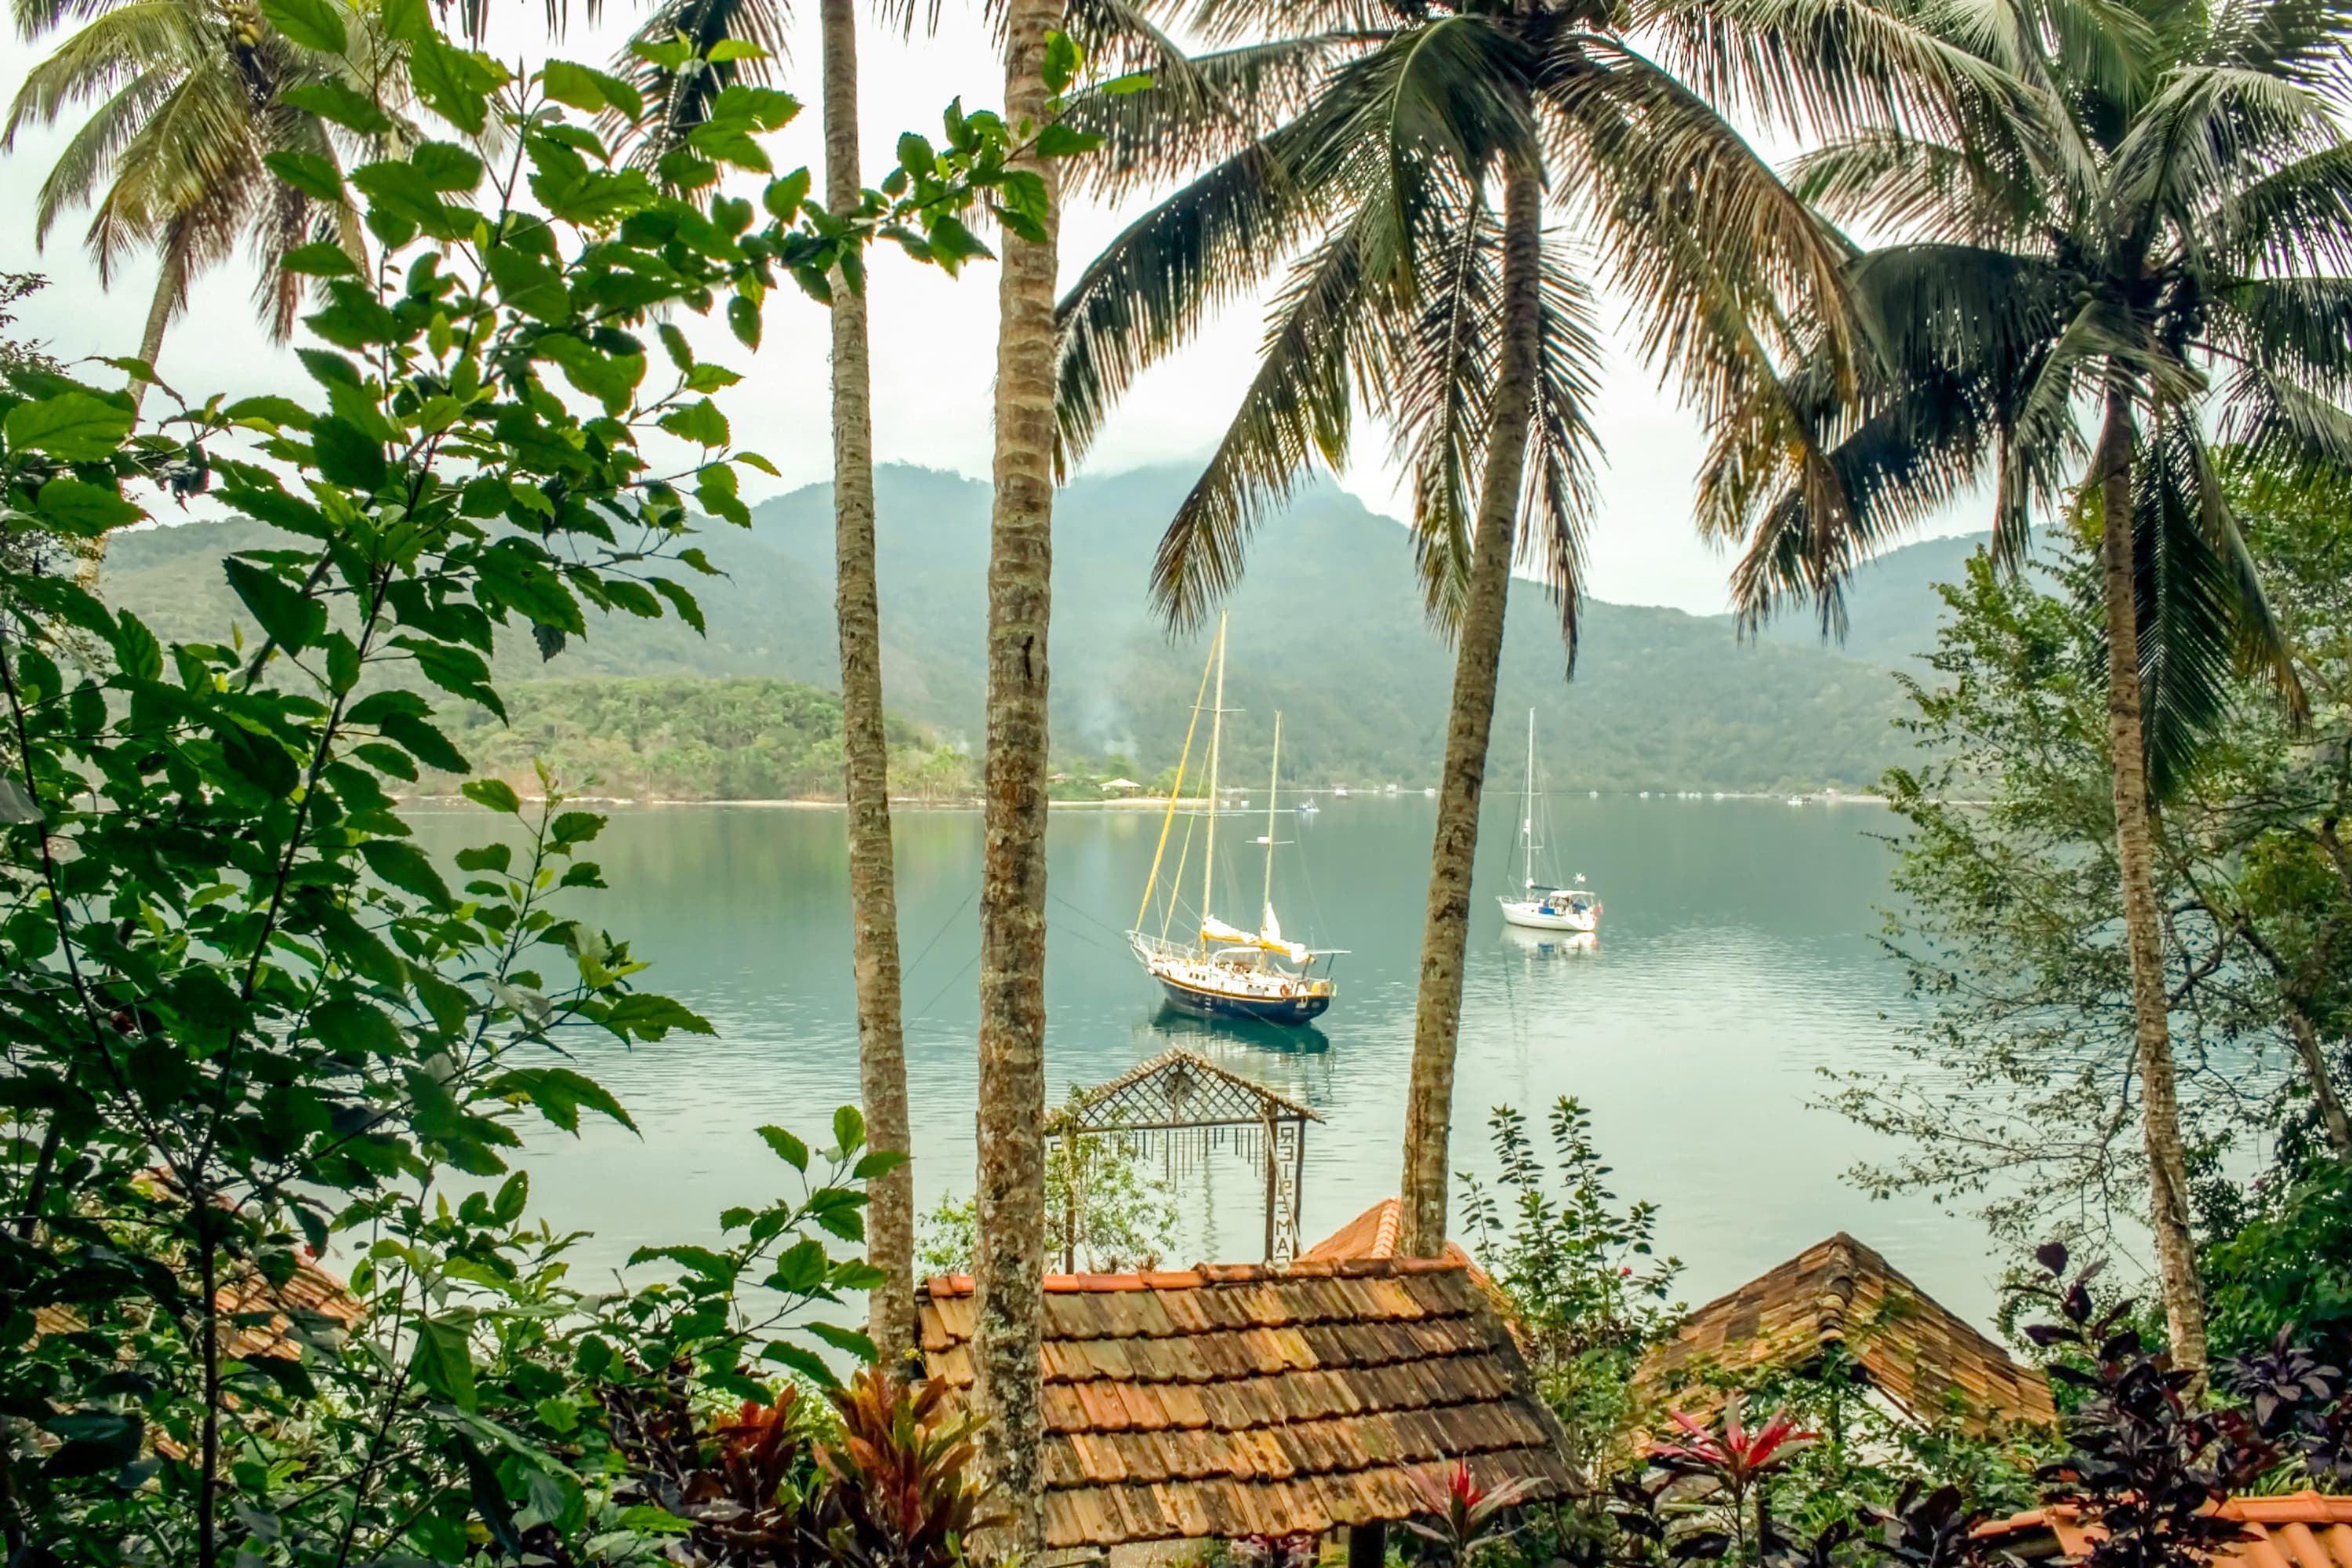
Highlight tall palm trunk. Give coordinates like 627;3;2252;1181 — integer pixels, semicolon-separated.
1399;159;1543;1258
2096;383;2209;1374
822;0;916;1378
971;0;1062;1546
125;223;187;420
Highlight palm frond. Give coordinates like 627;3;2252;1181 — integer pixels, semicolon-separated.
2200;0;2352;93
2213;276;2352;398
1724;354;1993;635
1387;193;1497;632
2128;407;2303;793
5;0;200;140
2207;143;2352;273
608;0;786;169
1632;0;2040;142
1540;37;1860;432
85;60;256;281
1149;207;1384;630
1784;129;2044;245
2219;361;2352;473
1054;111;1342;471
19;67;177;243
2107;63;2337;237
1059;33;1365;199
1518;239;1605;669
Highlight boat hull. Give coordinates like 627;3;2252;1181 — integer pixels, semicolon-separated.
1156;978;1333;1025
1497;897;1599;933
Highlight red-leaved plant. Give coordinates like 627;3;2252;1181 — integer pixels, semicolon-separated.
1406;1460;1531;1565
1650;1399;1819;1559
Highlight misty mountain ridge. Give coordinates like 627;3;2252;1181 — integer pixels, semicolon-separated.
100;463;1986;793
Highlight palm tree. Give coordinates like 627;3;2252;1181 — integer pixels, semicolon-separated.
970;0;1062;1538
1052;0;2018;1258
610;0;923;1377
1721;0;2352;1372
819;0;916;1380
3;0;390;405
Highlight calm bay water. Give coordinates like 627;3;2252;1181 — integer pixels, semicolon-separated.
408;796;2005;1323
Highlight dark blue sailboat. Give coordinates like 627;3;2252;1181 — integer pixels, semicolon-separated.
1125;617;1342;1027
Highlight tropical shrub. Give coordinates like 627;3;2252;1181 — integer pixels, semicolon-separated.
1456;1100;1682;1468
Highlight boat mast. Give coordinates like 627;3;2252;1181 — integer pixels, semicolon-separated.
1523;708;1537;892
1262;710;1282;920
1201;612;1228;930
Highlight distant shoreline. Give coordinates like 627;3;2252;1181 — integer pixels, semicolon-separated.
397;790;1891;811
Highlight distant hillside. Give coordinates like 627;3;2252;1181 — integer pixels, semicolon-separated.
99;466;1986;796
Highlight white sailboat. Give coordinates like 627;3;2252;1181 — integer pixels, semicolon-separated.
1497;709;1602;934
1127;615;1342;1024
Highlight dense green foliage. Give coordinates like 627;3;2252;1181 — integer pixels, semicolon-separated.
1844;464;2352;1293
441;677;976;801
0;18;1073;1563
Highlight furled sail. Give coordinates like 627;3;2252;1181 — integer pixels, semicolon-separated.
1257;905;1308;963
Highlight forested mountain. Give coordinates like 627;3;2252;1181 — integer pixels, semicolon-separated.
99;466;1983;797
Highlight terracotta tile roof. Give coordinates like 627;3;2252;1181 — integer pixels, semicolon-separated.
920;1259;1573;1548
31;1256;364;1362
1977;1492;2352;1568
1297;1200;1480;1275
1632;1233;2054;1435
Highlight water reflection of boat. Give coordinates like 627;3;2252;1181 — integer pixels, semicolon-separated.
1126;614;1343;1025
1149;1003;1333;1054
1503;924;1599;960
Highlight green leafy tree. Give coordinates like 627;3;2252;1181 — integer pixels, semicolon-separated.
2;0;409;406
1050;0;2023;1259
1845;476;2352;1323
0;20;1066;1562
1728;0;2352;1372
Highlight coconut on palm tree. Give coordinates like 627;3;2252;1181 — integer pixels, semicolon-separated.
3;0;397;401
1053;0;2020;1258
1722;0;2352;1372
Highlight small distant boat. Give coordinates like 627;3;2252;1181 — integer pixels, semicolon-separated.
1384;782;1399;796
1424;787;1436;797
1127;615;1342;1025
1297;797;1319;815
1497;710;1602;935
1787;795;1806;806
1332;786;1349;797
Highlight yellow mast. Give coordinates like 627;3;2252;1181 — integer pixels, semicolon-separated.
1201;612;1228;935
1134;636;1216;933
1261;710;1281;921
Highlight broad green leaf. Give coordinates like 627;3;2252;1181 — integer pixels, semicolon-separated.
223;557;326;653
757;1125;808;1171
381;0;430;41
806;1322;878;1363
262;0;346;54
659;397;728;448
282;80;389;134
833;1104;865;1154
1042;30;1082;95
264;150;347;201
1036;124;1102;158
279;242;359;278
462;779;521;815
358;838;453;904
6;393;131;461
34;477;142;535
760;1341;839;1389
310;415;388;492
409;1319;478;1411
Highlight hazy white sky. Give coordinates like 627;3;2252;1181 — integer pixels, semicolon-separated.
0;5;1980;615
